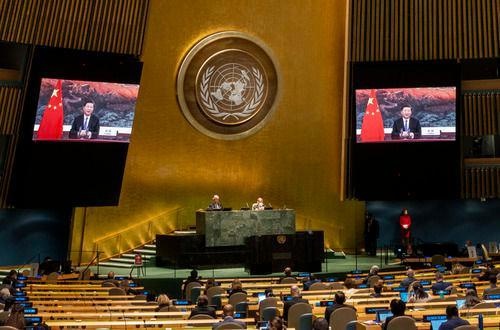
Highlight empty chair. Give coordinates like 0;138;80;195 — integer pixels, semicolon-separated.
287;302;312;330
185;281;202;300
102;281;117;287
455;325;478;330
108;287;126;296
215;322;244;329
235;301;247;313
345;320;358;330
386;316;416;330
228;292;247;307
210;294;223;310
328;282;346;290
261;306;278;322
0;327;21;330
190;286;203;304
259;297;278;313
308;282;329;291
158;305;178;312
281;277;298;284
329;307;357;330
484;287;500;295
189;313;215;320
470;302;495;309
46;272;59;284
298;313;313;330
207;286;225;304
431;254;445;267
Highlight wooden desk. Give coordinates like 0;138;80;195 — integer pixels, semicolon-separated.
45;317;255;329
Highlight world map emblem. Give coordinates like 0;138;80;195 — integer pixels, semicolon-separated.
177;31;279;140
198;53;266;125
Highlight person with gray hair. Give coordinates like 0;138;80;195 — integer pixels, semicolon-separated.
282;285;309;322
400;268;416;289
208;194;223;210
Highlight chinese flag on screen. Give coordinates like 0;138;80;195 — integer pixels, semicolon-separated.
360;89;385;142
37;80;64;139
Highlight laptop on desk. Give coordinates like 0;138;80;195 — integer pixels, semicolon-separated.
375;310;393;323
424;315;447;330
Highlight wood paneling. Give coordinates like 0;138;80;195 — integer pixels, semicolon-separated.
349;0;500;61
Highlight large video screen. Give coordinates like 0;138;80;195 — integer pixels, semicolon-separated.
32;78;139;142
355;87;456;143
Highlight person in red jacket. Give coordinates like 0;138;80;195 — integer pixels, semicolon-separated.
399;208;412;255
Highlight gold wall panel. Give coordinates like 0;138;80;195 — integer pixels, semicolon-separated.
71;0;365;262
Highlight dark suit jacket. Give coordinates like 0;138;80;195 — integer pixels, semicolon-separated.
283;296;309;321
212;316;246;329
324;303;356;324
438;317;470;330
69;114;100;139
391;117;421;139
189;305;216;319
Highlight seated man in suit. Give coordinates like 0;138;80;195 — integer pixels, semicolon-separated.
69;98;100;139
282;285;309;322
391;105;421;140
251;197;265;211
189;295;216;319
207;194;223;210
212;304;246;329
431;272;452;293
438;306;470;330
382;299;408;330
279;267;297;283
483;275;498;298
400;269;416;289
324;291;356;324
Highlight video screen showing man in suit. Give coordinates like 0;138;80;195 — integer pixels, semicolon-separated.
69;98;100;139
391;105;421;140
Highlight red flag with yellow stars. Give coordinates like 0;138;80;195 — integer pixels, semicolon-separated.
37;80;64;139
360;89;385;142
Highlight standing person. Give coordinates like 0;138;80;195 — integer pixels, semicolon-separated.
391;105;421;140
208;194;223;210
69;98;100;139
364;213;379;256
399;209;412;255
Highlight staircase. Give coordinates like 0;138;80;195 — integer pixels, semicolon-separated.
99;243;156;269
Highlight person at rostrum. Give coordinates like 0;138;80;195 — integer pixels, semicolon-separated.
391;105;421;140
69;98;100;139
208;194;223;210
252;197;265;211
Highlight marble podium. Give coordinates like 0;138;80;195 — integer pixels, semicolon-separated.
196;209;296;247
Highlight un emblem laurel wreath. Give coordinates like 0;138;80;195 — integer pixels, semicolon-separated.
200;66;264;121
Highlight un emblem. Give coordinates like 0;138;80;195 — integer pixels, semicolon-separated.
177;31;280;139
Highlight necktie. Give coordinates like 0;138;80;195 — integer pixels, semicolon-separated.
84;117;88;130
404;120;408;131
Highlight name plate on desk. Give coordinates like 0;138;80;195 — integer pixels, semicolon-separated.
196;209;296;247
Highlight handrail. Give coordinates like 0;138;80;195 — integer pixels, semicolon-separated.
92;207;185;262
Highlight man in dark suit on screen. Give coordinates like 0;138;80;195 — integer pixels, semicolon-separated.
391;105;421;140
69;98;100;139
